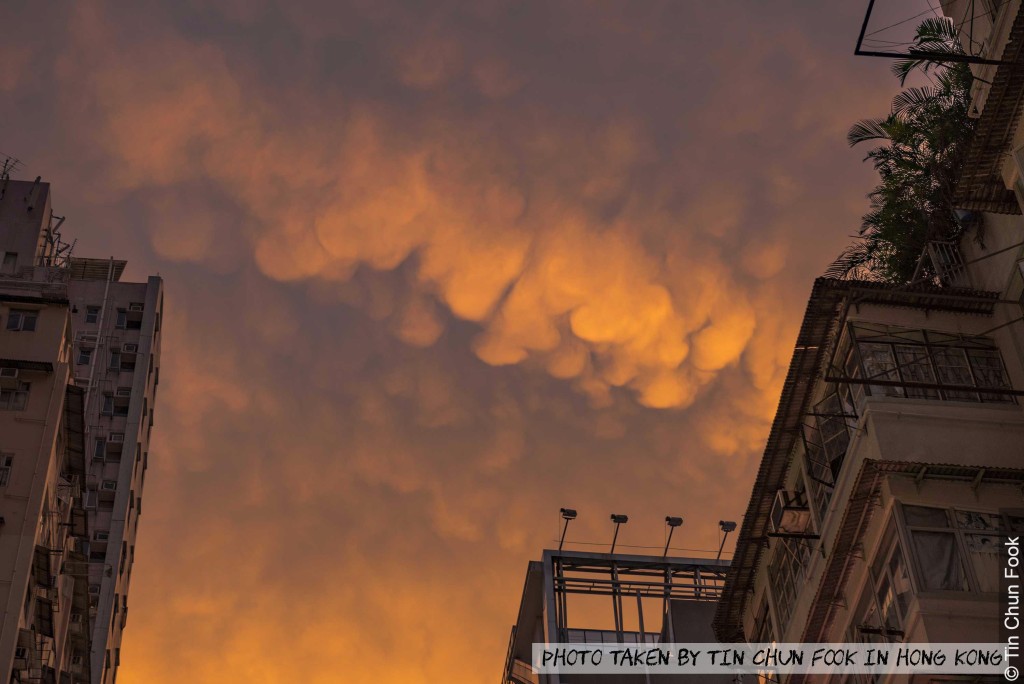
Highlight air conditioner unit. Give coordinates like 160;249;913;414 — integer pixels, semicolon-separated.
88;585;100;595
769;490;815;536
122;343;138;354
76;333;98;344
128;304;143;312
0;368;18;388
108;433;125;444
94;531;109;541
101;481;117;491
115;388;131;397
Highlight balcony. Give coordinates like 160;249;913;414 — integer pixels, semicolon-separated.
911;240;972;289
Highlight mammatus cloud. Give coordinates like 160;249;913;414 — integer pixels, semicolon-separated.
54;1;788;412
1;0;902;681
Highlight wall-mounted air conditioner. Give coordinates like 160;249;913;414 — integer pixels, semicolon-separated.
122;344;138;353
0;368;19;388
108;433;124;444
128;304;143;312
769;490;815;537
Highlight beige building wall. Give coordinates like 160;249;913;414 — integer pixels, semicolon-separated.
67;275;162;684
0;178;163;683
726;209;1024;683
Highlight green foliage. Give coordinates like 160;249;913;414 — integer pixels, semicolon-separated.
827;18;977;283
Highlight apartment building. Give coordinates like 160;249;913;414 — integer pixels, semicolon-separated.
0;178;163;684
708;5;1024;682
710;216;1024;680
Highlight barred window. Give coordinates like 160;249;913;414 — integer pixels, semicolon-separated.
842;325;1014;404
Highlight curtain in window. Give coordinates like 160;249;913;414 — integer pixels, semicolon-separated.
911;531;967;591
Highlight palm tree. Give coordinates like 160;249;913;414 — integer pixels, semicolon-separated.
827;18;977;283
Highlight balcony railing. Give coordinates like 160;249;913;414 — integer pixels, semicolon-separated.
911;240;971;288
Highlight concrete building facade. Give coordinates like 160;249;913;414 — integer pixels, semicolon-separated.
0;178;162;684
711;5;1024;682
712;274;1024;682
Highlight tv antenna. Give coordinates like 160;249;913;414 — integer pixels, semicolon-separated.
0;154;23;200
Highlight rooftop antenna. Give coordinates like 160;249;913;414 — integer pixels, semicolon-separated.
39;208;74;270
0;154;22;200
717;521;737;560
609;514;628;554
558;508;576;551
663;516;683;557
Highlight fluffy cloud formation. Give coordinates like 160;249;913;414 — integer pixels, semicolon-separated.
0;0;902;682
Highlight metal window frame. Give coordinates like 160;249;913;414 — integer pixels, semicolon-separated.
855;0;1011;66
895;502;1005;595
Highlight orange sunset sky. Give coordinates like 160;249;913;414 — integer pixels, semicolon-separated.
2;1;934;681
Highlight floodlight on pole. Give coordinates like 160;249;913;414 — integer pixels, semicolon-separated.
558;508;577;551
609;514;628;554
717;520;737;560
663;516;683;557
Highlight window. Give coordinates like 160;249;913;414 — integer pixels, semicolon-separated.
35;598;54;638
841;325;1014;404
750;596;775;645
0;454;12;486
94;439;106;461
859;343;902;398
101;394;128;417
77;347;93;366
85;306;100;324
901;504;1007;593
115;311;127;329
812;391;854;479
109;351;120;370
1;252;16;274
0;382;29;411
802;431;835;527
903;505;969;591
954;510;1003;592
6;309;38;332
768;534;810;633
850;520;912;650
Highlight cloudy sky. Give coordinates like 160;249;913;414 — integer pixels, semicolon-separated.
2;1;929;681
